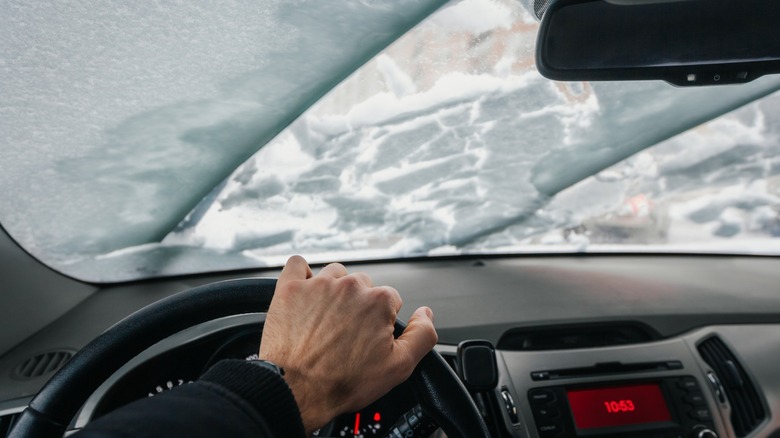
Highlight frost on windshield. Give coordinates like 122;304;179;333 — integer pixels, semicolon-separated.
156;0;780;271
35;0;780;281
0;0;449;282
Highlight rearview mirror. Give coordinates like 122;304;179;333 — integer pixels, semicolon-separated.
536;0;780;86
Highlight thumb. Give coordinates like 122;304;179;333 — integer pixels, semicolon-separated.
393;307;438;377
278;255;313;284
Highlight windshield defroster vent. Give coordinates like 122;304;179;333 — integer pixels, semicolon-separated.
697;336;765;437
497;322;660;351
12;350;73;380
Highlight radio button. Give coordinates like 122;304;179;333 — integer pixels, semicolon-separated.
536;406;560;419
537;422;565;437
529;389;556;405
688;408;712;421
678;377;699;391
684;392;706;406
695;428;718;438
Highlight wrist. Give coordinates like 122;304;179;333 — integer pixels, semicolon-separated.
201;360;306;437
278;364;340;435
245;358;285;376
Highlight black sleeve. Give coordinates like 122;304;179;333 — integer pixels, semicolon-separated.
74;360;306;438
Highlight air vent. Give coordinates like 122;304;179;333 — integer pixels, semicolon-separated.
497;322;660;351
698;336;766;437
440;352;459;373
12;350;73;380
0;411;21;437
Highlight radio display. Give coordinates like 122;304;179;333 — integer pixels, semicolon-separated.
566;383;673;430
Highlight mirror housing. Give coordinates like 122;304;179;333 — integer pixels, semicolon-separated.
536;0;780;86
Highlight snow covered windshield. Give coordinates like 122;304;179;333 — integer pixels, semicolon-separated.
3;0;780;282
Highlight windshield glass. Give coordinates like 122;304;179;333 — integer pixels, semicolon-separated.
3;0;780;282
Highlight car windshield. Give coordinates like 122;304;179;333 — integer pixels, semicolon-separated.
3;0;780;283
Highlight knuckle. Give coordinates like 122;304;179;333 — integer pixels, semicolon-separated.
327;262;347;273
388;286;402;305
353;271;373;286
337;275;362;292
377;286;400;301
367;287;399;309
369;286;392;300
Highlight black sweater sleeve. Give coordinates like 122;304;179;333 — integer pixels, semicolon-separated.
74;360;306;438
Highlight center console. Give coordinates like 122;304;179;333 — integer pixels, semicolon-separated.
486;327;751;438
528;377;716;438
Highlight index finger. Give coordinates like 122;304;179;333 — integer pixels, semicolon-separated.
278;255;314;284
317;262;349;278
392;307;438;378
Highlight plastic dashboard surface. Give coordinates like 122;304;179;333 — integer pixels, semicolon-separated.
2;255;780;437
61;317;780;438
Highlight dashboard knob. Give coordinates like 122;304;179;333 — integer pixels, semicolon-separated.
694;428;718;438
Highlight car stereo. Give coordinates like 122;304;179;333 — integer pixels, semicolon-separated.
528;376;717;438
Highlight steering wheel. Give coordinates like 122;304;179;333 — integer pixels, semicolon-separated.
9;278;490;438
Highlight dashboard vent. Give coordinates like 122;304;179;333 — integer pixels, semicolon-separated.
497;322;660;351
12;350;73;380
0;411;21;437
439;352;459;373
697;336;765;437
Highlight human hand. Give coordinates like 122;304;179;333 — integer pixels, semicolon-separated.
259;256;438;435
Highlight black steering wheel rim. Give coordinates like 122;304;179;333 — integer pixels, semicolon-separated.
9;278;489;438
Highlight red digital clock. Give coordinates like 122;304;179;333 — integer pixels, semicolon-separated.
566;383;673;430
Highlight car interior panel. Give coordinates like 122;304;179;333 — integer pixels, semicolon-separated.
2;0;780;437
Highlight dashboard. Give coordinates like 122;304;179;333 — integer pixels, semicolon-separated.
2;255;780;438
68;316;780;438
